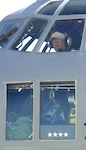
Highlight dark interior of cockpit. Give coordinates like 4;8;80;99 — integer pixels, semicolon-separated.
40;89;70;125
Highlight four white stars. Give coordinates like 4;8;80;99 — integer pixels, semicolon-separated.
48;131;69;138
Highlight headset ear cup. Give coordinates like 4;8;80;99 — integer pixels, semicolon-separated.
67;37;72;47
64;32;72;47
65;36;72;47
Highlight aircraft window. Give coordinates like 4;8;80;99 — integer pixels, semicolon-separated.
59;0;86;15
40;81;76;140
6;83;33;140
39;19;84;53
12;18;47;52
0;19;24;48
38;1;63;15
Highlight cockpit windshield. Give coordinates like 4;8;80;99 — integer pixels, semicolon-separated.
0;19;25;48
39;18;84;53
12;18;48;52
38;1;63;15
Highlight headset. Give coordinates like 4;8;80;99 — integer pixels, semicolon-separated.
47;32;72;52
64;32;72;48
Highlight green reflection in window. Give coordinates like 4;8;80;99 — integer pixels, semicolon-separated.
6;83;33;140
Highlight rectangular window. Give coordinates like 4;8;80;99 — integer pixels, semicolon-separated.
39;19;84;53
6;83;33;140
40;81;76;140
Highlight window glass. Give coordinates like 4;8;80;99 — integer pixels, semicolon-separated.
39;19;84;53
0;19;24;48
12;18;48;52
40;81;76;140
6;83;33;140
38;1;63;15
59;0;86;15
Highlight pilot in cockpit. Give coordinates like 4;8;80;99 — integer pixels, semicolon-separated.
50;31;71;52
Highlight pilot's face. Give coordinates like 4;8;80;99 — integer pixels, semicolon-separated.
52;38;65;52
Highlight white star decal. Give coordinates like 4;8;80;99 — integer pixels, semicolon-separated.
48;132;52;137
53;132;58;137
64;132;69;137
47;131;69;138
59;132;63;137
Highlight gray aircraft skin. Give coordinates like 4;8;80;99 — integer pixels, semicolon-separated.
0;0;86;149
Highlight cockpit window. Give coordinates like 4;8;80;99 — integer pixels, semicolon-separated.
59;0;86;15
12;18;48;52
38;1;63;15
40;81;76;140
39;19;84;53
6;83;33;140
0;19;24;48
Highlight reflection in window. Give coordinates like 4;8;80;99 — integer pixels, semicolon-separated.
6;83;33;140
40;81;76;140
59;0;86;15
0;19;24;48
12;18;47;52
39;19;84;53
38;1;62;15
